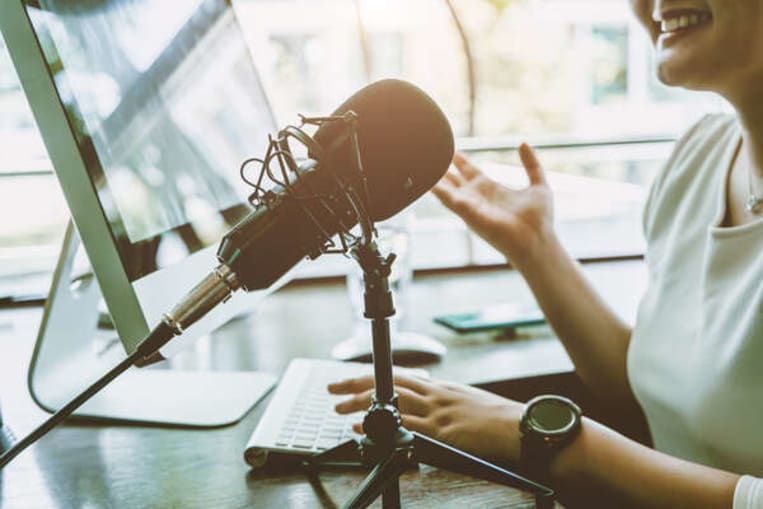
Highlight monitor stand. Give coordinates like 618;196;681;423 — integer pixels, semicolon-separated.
28;222;276;427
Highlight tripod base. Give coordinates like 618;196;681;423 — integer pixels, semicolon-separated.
309;431;555;509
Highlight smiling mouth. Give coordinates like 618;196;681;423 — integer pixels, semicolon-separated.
657;11;713;35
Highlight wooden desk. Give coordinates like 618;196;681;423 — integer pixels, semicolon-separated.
0;260;646;508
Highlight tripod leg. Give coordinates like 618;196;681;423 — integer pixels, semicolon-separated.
381;478;401;509
342;449;410;509
411;432;555;509
308;439;364;467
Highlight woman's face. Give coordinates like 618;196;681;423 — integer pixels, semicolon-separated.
630;0;763;97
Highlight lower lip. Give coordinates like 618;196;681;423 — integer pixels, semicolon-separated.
658;23;710;46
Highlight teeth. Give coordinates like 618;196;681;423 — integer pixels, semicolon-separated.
660;12;711;33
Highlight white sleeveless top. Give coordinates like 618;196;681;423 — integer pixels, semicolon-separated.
626;114;763;507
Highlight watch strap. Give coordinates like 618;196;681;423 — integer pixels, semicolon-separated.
519;434;555;483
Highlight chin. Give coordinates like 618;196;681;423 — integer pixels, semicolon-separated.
655;62;691;89
656;65;678;87
655;60;708;91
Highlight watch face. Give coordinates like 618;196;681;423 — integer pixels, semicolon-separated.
527;399;577;434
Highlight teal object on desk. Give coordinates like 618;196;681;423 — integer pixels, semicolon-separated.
434;302;546;333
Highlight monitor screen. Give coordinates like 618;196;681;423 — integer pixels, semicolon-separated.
25;0;275;282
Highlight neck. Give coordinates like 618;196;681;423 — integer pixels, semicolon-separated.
726;85;763;182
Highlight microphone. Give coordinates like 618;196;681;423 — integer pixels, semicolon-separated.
140;79;454;358
0;79;453;470
221;78;454;291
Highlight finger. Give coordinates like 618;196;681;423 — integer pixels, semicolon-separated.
438;379;467;393
392;373;433;396
395;386;431;416
518;142;547;186
453;152;481;180
352;422;363;434
400;414;435;436
432;181;464;214
328;372;430;395
334;388;374;414
443;170;465;187
432;182;479;223
328;375;375;395
334;383;432;416
431;181;458;209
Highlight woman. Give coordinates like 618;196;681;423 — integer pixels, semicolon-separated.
329;1;763;507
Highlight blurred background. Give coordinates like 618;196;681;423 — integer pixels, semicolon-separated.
0;0;728;299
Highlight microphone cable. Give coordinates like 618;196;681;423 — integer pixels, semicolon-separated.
0;320;175;469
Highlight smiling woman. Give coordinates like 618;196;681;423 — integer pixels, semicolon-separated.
333;1;763;507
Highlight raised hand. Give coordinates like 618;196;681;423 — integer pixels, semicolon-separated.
329;373;523;464
432;143;554;267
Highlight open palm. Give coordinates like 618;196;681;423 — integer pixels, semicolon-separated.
432;144;554;266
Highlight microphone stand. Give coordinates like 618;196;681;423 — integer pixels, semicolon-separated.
307;239;556;509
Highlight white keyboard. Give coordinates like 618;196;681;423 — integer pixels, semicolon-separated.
244;358;425;468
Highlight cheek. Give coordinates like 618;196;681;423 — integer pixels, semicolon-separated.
721;2;763;69
710;17;763;75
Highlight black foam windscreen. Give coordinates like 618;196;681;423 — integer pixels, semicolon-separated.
313;79;454;221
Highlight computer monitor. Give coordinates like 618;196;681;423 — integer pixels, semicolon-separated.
1;0;285;425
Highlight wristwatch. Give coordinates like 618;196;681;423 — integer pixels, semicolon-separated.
519;394;582;483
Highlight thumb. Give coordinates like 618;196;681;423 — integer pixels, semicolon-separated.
518;143;547;186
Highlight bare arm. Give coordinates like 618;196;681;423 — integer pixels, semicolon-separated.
551;417;738;509
432;146;634;408
514;225;635;409
330;375;740;509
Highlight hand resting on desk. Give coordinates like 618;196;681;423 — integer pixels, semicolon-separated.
329;373;523;465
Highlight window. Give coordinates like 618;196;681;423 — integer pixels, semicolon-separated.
0;0;729;291
590;25;628;106
0;33;67;289
237;0;727;273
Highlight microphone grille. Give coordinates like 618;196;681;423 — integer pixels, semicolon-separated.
314;79;454;221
